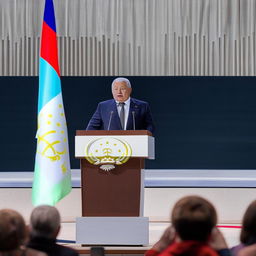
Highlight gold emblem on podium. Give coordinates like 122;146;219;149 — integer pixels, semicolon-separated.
85;137;132;171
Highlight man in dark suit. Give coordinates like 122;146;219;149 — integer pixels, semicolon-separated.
86;77;155;135
27;205;78;256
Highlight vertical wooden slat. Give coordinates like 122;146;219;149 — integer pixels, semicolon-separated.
200;36;204;76
234;40;237;76
28;37;31;76
188;35;192;76
30;37;35;76
65;36;69;76
244;36;249;76
36;37;40;75
7;36;11;75
117;39;120;75
25;36;29;76
242;37;245;76
95;37;98;76
249;34;254;76
254;32;256;75
74;38;78;76
194;33;198;76
102;35;106;76
145;0;149;75
128;43;131;76
21;37;25;76
206;35;209;76
238;38;241;76
138;45;141;76
3;37;7;75
91;36;95;76
0;40;2;76
164;34;168;75
71;39;74;76
107;38;111;75
85;36;89;76
178;36;181;75
98;41;101;75
82;37;86;76
14;41;17;76
224;34;228;76
112;41;116;75
174;32;177;75
17;39;20;76
182;36;185;75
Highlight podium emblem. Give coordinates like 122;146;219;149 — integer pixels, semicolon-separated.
85;137;132;171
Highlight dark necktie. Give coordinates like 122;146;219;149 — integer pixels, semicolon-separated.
119;102;125;129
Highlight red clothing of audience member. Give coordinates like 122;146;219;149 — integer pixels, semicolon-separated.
146;240;219;256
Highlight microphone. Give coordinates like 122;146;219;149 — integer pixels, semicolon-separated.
132;111;136;130
107;111;114;130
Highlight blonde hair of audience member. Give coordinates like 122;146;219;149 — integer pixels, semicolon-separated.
0;209;46;256
30;205;60;239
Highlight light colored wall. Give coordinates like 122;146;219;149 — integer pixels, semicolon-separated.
1;187;255;224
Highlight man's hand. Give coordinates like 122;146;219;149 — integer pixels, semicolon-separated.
151;226;176;252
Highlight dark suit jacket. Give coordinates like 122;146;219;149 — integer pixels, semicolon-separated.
86;98;155;135
27;236;78;256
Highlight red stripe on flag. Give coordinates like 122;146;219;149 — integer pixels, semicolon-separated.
40;21;60;76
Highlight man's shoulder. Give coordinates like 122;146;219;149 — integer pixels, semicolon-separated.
131;98;149;106
98;99;115;106
54;243;79;256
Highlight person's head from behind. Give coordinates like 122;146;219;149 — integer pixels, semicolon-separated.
240;200;256;245
0;209;27;252
172;195;217;242
30;205;60;239
111;77;132;103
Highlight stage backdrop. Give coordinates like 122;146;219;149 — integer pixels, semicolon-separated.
1;76;256;171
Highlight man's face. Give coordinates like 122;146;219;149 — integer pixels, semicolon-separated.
112;81;132;102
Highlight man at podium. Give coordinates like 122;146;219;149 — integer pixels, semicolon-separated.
86;77;155;134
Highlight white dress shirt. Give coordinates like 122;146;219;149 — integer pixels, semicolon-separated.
115;98;131;130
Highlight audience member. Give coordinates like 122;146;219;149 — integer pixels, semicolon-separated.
231;200;256;256
0;209;46;256
27;205;78;256
237;244;256;256
145;195;230;256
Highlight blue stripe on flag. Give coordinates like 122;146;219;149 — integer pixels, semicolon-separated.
38;57;61;113
43;0;56;32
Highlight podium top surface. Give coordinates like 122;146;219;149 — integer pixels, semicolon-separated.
76;130;153;136
75;130;155;159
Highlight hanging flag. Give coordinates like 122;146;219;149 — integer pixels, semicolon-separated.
32;0;71;206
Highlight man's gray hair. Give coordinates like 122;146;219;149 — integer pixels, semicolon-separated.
111;77;131;88
30;205;61;239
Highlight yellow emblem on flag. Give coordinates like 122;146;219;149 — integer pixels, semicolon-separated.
36;112;67;162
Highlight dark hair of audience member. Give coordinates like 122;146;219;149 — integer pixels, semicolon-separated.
0;209;27;252
171;196;217;242
240;200;256;245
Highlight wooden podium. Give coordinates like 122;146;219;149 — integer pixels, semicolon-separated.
75;130;155;245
